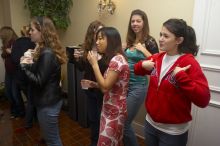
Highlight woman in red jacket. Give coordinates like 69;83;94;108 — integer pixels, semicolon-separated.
134;18;210;146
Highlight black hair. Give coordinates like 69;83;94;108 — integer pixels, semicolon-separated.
163;18;199;56
96;27;126;64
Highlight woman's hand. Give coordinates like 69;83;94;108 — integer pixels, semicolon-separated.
173;65;191;76
81;79;99;89
87;51;98;66
89;81;99;88
73;49;83;60
134;43;145;52
20;56;33;64
134;43;152;57
6;48;12;54
142;59;155;71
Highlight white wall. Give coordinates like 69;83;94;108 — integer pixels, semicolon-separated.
187;0;220;146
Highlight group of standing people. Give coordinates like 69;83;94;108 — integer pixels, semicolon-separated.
73;9;210;146
1;17;66;146
0;25;36;127
0;8;210;146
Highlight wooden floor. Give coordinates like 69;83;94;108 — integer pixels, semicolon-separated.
0;98;145;146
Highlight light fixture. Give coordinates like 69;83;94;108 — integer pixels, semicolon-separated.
97;0;116;15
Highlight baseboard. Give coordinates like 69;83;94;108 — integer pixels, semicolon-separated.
132;121;145;139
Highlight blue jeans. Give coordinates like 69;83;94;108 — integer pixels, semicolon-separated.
144;120;188;146
5;73;25;117
37;100;63;146
85;89;103;146
123;84;147;146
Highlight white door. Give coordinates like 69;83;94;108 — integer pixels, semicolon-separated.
188;0;220;146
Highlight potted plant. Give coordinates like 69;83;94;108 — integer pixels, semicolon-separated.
24;0;73;30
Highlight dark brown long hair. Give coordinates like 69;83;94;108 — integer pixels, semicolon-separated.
96;27;126;65
81;20;104;60
0;26;18;53
126;9;150;48
31;16;67;64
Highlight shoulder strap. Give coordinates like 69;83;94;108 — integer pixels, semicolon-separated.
145;36;159;54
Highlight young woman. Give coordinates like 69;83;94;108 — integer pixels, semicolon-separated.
11;25;36;128
20;17;67;146
134;18;210;146
71;20;108;146
123;9;159;146
0;26;25;118
87;27;130;146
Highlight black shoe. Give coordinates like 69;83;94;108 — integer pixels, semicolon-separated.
10;115;15;119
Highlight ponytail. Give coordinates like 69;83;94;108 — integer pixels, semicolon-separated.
184;26;199;56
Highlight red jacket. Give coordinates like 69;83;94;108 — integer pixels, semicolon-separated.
134;52;210;124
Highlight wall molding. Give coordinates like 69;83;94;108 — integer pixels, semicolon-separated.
209;85;220;93
132;121;145;139
188;0;220;145
200;50;220;57
209;100;220;108
200;64;220;72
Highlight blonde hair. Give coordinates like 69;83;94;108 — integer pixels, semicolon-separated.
20;25;30;37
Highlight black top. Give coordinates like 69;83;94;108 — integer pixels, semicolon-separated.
11;37;35;85
21;48;62;107
144;36;159;54
1;39;16;74
68;49;108;83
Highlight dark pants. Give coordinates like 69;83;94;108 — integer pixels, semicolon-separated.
85;89;103;146
144;120;188;146
24;86;37;127
5;73;25;117
15;79;37;127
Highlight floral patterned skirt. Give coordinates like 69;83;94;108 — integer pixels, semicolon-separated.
97;101;127;146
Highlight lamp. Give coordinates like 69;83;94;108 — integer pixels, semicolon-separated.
97;0;116;15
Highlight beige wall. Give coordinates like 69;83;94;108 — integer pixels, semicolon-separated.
0;0;4;27
3;0;195;130
62;0;195;46
0;0;10;83
0;0;12;27
1;0;196;81
10;0;30;36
